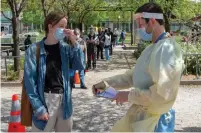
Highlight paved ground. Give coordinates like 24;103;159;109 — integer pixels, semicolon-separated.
1;47;201;132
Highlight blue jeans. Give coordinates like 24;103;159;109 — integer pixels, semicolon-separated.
114;37;118;46
104;47;110;60
79;70;85;87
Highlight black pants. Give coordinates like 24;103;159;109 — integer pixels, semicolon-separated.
70;76;74;92
109;43;113;55
87;51;96;69
97;45;104;59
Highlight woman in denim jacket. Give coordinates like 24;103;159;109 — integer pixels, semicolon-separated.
24;11;84;132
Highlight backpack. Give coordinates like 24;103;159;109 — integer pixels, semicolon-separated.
21;43;40;126
121;32;125;39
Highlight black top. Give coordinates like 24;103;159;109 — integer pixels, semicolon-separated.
87;34;96;48
24;38;32;50
44;42;64;93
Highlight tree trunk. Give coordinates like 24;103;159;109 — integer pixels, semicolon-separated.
41;0;47;17
131;11;134;45
79;23;82;32
40;24;42;32
164;14;170;32
67;12;70;28
12;16;20;72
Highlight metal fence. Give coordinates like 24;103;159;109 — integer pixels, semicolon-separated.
1;50;201;81
1;55;24;80
183;53;201;80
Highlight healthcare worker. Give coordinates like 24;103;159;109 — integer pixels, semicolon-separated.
92;2;185;132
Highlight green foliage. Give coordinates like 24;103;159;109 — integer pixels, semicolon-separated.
7;70;19;81
20;57;25;70
3;0;201;26
133;41;150;59
181;43;201;75
21;0;44;25
6;57;25;81
83;11;107;27
133;40;201;76
183;55;201;76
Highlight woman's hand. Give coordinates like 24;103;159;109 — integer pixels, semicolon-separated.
38;113;49;121
111;91;129;105
64;29;77;45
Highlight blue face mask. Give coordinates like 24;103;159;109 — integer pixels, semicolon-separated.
54;28;65;41
138;28;152;41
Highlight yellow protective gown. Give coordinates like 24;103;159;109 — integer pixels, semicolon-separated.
103;37;185;132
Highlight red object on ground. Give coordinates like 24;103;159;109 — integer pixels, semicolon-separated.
8;123;26;132
8;94;26;132
12;94;19;101
74;70;80;84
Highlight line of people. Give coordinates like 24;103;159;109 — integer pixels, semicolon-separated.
85;26;116;70
69;26;124;89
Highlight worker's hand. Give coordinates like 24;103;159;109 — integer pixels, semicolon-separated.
38;113;49;121
64;29;77;45
133;13;143;20
92;81;106;95
111;91;129;105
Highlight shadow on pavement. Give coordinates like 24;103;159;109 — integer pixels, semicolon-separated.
72;91;129;132
1;98;12;132
95;51;136;72
175;127;201;132
1;92;129;132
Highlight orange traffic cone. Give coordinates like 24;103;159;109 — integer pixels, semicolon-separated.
74;70;80;84
8;94;25;132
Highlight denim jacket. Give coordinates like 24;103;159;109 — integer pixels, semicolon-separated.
24;38;84;130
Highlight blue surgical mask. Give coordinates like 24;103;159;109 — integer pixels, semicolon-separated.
54;28;65;41
138;28;152;41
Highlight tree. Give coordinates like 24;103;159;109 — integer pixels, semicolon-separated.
40;0;56;17
77;0;106;31
1;0;27;72
21;0;44;31
82;11;107;28
54;0;80;28
56;0;106;31
155;0;201;32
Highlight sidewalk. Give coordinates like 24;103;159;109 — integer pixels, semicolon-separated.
1;47;201;132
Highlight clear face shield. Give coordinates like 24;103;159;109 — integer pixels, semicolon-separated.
134;12;164;41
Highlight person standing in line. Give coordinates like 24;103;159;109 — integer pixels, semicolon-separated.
104;29;111;61
73;28;88;89
113;28;119;46
86;26;97;70
24;35;32;50
97;27;104;60
120;30;126;46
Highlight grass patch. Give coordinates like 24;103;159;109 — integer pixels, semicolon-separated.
4;57;25;81
36;32;45;41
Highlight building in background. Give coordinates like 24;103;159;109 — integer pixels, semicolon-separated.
1;11;24;35
1;11;12;34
